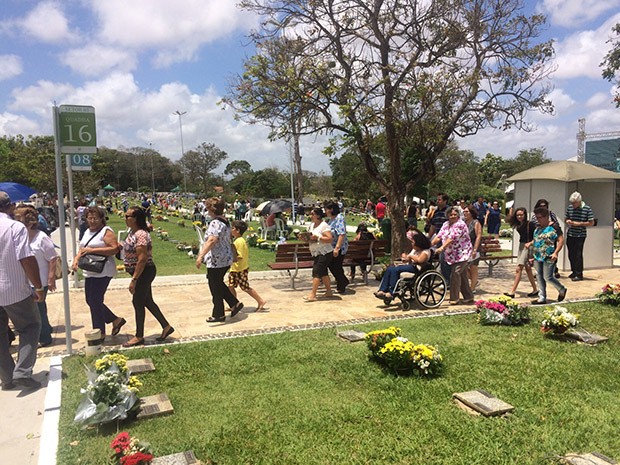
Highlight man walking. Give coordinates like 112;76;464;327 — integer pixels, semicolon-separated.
565;192;594;281
0;191;44;391
527;207;567;305
325;201;349;294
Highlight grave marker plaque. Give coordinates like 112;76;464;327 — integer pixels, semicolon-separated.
562;452;617;465
127;358;156;374
337;330;367;342
152;450;202;465
137;393;174;420
453;390;514;417
562;330;609;345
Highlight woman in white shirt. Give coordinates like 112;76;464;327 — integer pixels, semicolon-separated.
14;205;57;346
72;206;125;342
303;208;334;302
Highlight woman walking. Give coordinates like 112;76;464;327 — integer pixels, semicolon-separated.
432;206;474;305
485;201;502;235
14;205;56;346
195;197;243;323
504;207;538;298
463;205;482;292
303;207;334;301
72;206;125;342
120;207;173;347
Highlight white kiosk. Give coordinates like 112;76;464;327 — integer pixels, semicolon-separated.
507;161;620;272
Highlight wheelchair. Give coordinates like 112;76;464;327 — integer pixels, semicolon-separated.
380;262;447;310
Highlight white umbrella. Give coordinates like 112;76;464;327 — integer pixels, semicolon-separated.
255;201;270;213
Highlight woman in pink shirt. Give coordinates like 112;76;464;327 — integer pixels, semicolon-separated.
432;206;474;305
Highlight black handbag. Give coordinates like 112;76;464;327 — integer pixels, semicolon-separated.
78;253;107;273
78;228;107;273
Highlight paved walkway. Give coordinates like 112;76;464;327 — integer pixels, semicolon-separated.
2;260;616;464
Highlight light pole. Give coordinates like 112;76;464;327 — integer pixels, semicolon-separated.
148;142;155;193
173;110;187;192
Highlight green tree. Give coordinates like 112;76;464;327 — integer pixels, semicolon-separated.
504;147;551;177
247;168;290;198
478;153;508;188
428;144;481;201
601;22;620;106
330;148;377;200
233;0;555;255
179;142;227;195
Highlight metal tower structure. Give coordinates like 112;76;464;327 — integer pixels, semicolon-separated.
576;118;620;162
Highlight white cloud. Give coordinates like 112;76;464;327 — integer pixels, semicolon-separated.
0;55;23;81
539;0;620;28
553;13;620;80
87;0;258;67
586;92;611;107
60;45;138;76
4;73;330;172
19;1;74;43
0;112;41;136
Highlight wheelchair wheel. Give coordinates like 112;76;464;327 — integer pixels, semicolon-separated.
401;299;412;311
414;270;447;308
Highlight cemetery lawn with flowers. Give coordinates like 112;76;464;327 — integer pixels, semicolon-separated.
56;301;620;464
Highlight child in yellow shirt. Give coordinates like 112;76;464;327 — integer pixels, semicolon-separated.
228;220;267;311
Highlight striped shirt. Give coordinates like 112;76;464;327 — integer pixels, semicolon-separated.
565;203;594;238
0;212;35;306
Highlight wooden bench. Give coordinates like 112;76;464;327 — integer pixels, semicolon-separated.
479;235;515;276
268;239;389;289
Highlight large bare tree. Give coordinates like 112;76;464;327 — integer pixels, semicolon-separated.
228;0;555;254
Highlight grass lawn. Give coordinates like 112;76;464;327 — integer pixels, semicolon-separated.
57;301;620;464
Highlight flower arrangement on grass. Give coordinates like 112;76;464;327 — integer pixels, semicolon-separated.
365;326;401;354
475;295;530;325
365;328;443;377
177;219;185;227
541;305;580;335
596;283;620;306
110;432;153;465
246;233;259;247
74;357;140;427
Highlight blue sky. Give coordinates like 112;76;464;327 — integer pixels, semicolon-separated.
1;0;620;175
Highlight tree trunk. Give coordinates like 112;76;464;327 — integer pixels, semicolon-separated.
292;131;303;203
388;188;408;262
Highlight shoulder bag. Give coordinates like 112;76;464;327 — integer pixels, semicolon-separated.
77;228;107;273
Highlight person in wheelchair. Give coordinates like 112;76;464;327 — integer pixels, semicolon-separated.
374;231;432;301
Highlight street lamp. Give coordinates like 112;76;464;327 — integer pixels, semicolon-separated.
173;110;187;192
148;142;155;193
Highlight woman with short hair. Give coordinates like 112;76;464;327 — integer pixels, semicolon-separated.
14;205;56;346
196;197;243;323
71;206;125;341
303;207;334;302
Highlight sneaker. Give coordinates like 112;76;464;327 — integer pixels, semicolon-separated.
1;382;15;391
527;291;539;297
13;378;41;390
558;288;567;302
571;275;583;282
531;299;547;305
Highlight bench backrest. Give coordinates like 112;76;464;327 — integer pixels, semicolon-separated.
480;235;502;255
273;239;390;263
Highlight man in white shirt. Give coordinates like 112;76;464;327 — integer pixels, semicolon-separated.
0;191;45;391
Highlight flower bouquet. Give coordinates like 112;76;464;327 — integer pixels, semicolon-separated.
475;296;530;325
540;305;580;335
365;327;443;377
365;326;401;354
74;356;141;428
110;432;153;465
596;283;620;306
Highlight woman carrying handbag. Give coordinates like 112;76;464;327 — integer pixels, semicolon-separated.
72;206;125;342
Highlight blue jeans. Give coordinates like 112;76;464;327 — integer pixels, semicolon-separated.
533;260;566;302
379;264;416;295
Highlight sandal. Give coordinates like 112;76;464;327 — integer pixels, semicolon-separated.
374;291;386;299
122;337;144;348
156;326;175;342
111;318;127;336
256;303;267;312
303;296;317;302
323;292;335;298
230;302;244;318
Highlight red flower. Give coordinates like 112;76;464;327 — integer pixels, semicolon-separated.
111;432;131;454
120;451;154;465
